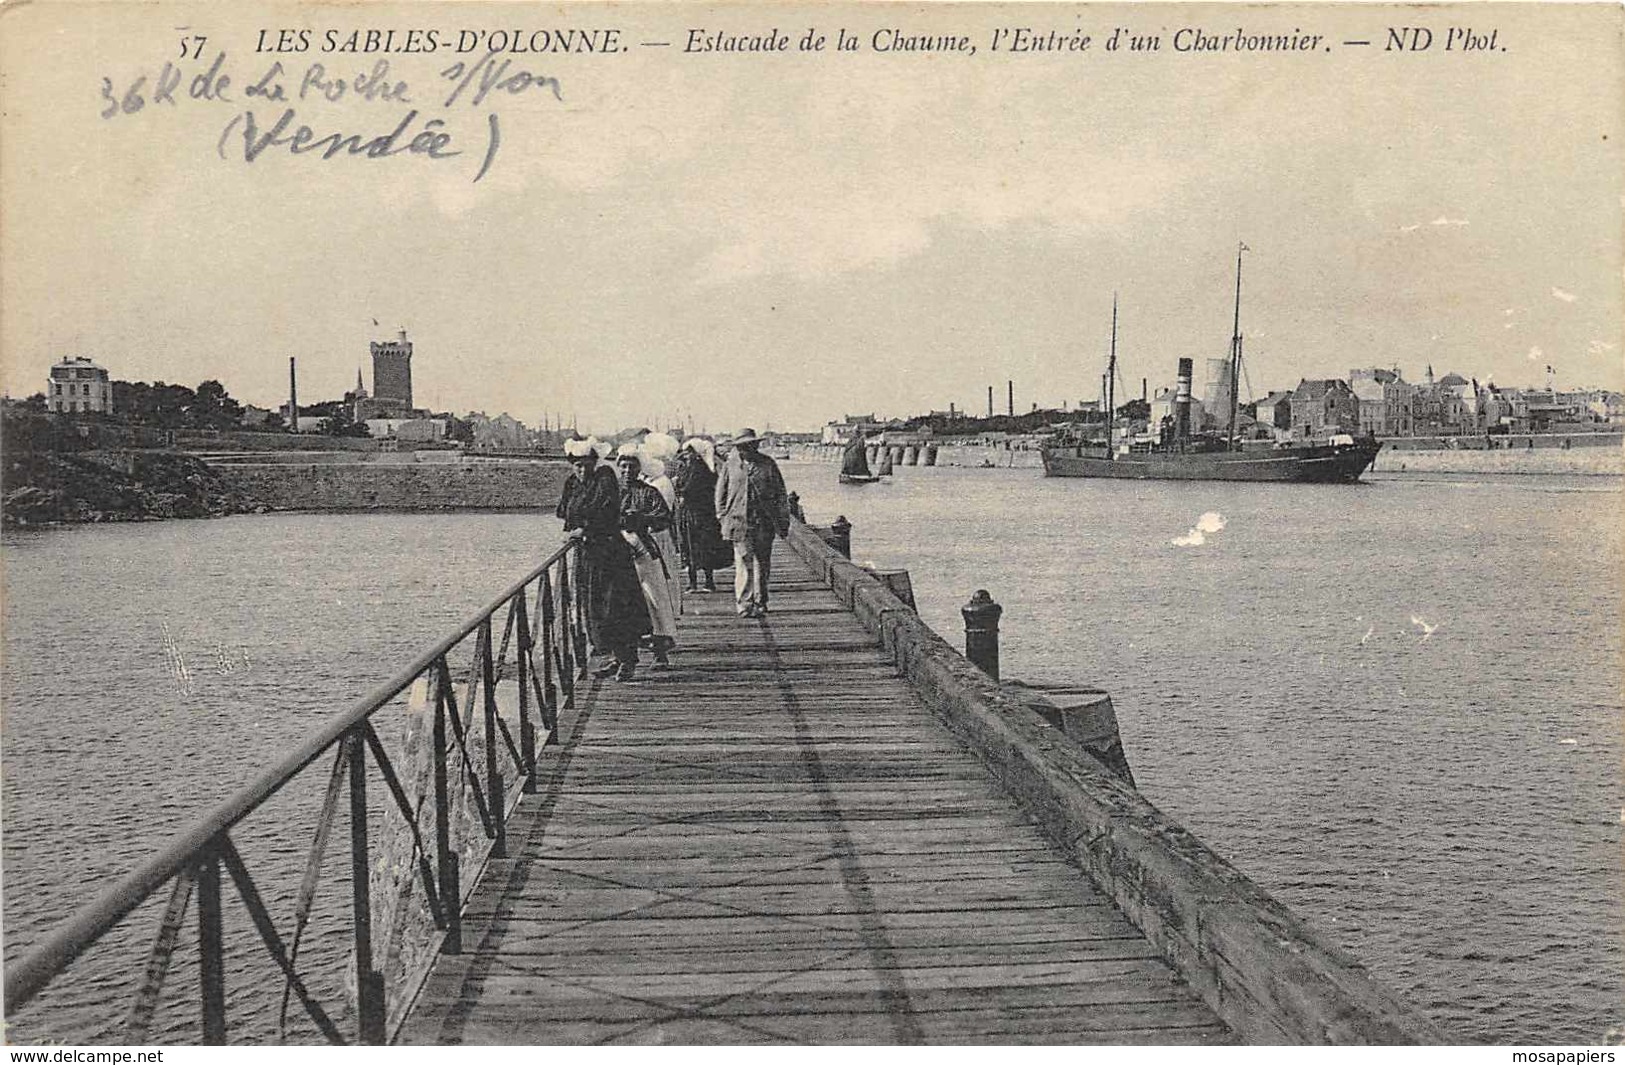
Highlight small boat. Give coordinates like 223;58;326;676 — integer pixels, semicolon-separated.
840;431;881;485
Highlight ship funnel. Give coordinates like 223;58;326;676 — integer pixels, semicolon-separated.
1175;358;1193;442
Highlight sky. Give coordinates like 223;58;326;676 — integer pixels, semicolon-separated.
2;2;1621;435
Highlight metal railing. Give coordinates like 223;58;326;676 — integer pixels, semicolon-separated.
4;540;589;1044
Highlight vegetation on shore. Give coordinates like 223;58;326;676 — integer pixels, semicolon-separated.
1;410;264;526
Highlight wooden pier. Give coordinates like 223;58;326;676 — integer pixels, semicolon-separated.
4;514;1443;1047
398;551;1234;1045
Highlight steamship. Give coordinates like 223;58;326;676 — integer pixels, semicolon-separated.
1040;246;1381;484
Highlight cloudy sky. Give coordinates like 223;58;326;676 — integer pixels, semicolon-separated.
3;2;1620;434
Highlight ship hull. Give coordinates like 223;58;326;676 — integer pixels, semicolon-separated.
1041;441;1381;483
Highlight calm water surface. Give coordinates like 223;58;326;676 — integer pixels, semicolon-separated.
3;470;1621;1043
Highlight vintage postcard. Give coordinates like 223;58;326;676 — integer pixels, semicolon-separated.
2;0;1621;1050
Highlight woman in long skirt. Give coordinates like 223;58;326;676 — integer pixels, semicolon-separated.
616;446;679;667
673;438;728;592
636;436;687;624
558;438;651;681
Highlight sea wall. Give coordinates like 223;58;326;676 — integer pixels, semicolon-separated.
785;516;1447;1045
216;460;570;512
1373;440;1623;476
790;442;1044;469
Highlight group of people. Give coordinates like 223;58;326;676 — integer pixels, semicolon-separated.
556;427;791;682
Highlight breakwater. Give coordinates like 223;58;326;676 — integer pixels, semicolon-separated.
791;432;1625;476
1374;434;1623;476
216;459;570;512
790;442;1044;469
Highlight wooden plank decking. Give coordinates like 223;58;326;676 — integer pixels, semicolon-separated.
398;550;1235;1045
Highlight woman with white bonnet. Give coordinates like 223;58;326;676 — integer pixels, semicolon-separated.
557;437;651;681
638;433;686;623
615;443;679;668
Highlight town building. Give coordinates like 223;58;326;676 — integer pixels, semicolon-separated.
465;412;530;450
46;356;113;414
1349;368;1414;436
1254;391;1295;436
1149;388;1206;434
1288;378;1360;439
822;413;887;445
365;417;448;443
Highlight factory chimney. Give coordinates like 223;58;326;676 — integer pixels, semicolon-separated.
288;357;298;431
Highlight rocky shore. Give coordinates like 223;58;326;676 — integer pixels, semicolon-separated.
1;450;264;526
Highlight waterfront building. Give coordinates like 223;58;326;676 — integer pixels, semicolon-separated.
1288;378;1360;439
1254;391;1295;436
46;356;113;414
1149;387;1206;434
466;412;530;450
364;417;447;443
822;413;886;445
1350;368;1414;436
1587;390;1625;423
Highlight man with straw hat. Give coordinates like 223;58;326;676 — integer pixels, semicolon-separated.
714;428;790;618
557;436;652;681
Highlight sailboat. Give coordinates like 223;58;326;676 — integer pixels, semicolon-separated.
1041;246;1381;483
839;430;881;484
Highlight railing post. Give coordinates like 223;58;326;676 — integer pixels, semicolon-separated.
829;515;852;559
431;665;462;955
558;550;576;691
961;590;1002;680
195;848;226;1045
539;571;560;727
480;617;506;859
346;730;385;1044
515;592;537;793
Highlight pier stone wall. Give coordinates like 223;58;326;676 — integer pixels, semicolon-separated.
791;443;1044;469
216;460;570;512
785;515;1448;1045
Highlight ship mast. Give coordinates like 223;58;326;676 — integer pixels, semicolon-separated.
1225;242;1247;450
1105;293;1118;460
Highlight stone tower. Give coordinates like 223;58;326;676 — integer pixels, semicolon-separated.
370;329;414;413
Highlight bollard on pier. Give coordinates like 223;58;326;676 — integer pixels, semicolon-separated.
961;590;1002;680
828;516;852;559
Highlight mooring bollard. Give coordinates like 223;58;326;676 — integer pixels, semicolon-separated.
962;590;1002;679
787;491;806;523
829;515;852;558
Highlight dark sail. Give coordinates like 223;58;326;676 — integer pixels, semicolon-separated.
841;434;872;477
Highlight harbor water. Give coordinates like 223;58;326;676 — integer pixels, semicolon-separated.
3;466;1621;1043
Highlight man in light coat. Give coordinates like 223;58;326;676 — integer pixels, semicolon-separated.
714;428;790;618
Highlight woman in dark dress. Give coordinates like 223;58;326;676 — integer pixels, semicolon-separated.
672;438;727;592
557;438;652;681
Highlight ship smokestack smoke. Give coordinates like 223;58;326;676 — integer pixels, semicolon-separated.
1175;358;1193;442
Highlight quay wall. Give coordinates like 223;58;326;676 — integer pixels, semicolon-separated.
793;434;1625;476
1373;439;1623;476
785;517;1447;1046
215;460;570;512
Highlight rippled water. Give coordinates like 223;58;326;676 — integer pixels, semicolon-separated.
789;464;1625;1045
4;471;1621;1044
2;514;552;1043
